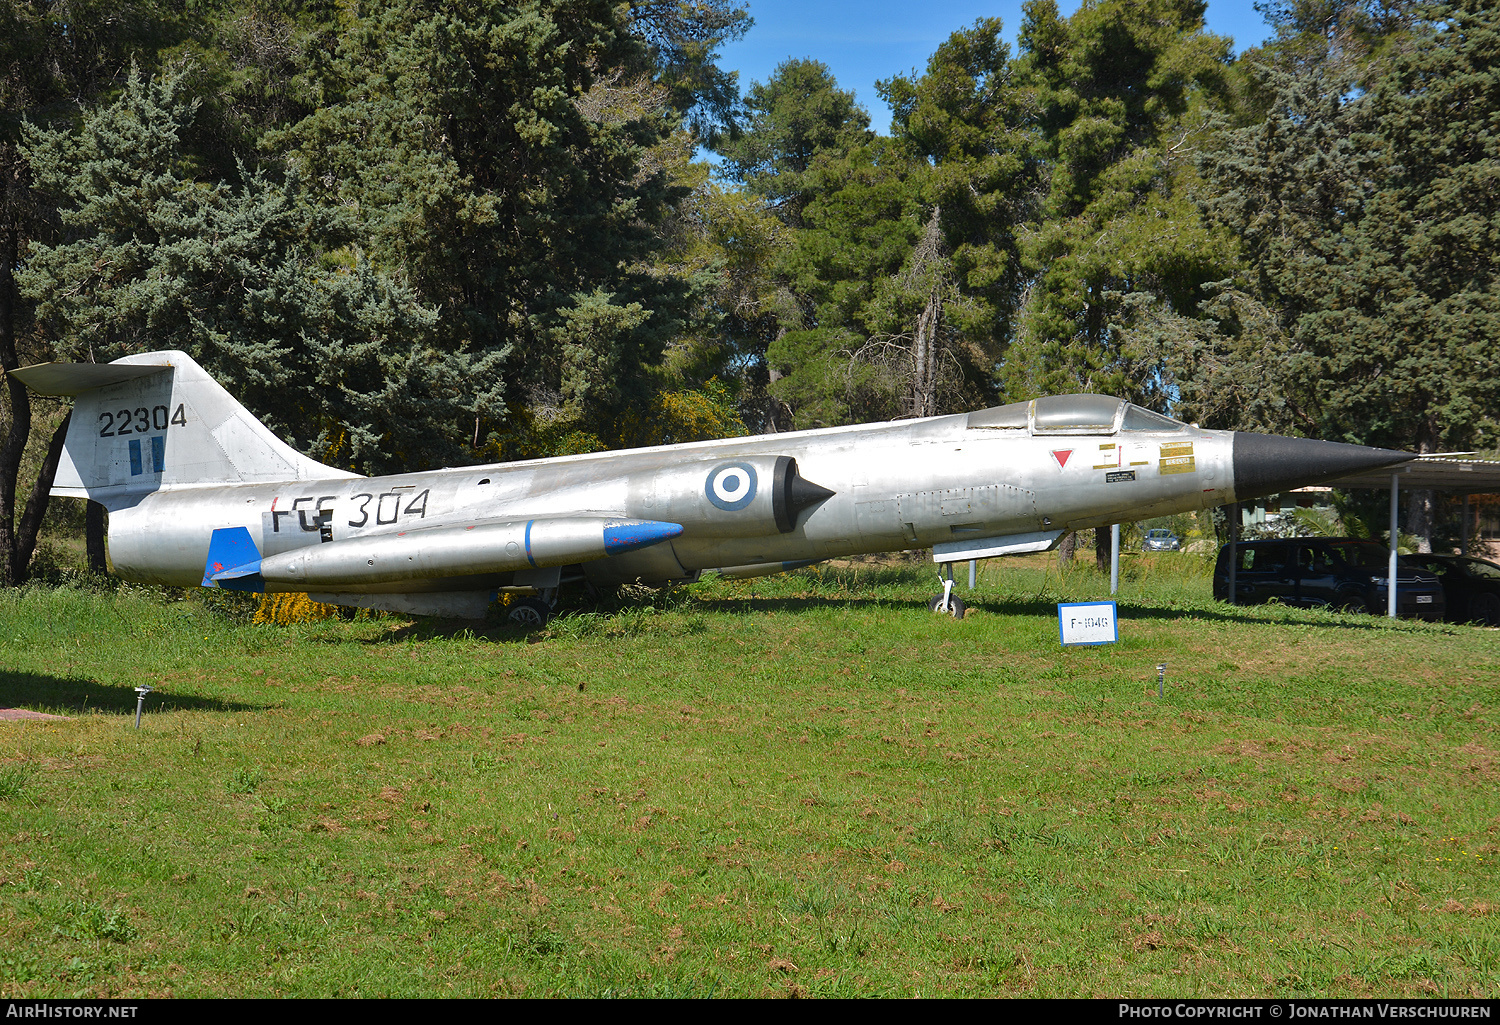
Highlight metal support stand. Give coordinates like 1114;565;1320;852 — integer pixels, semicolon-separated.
1110;523;1121;595
1228;503;1240;605
1389;472;1400;619
134;685;153;730
969;559;976;589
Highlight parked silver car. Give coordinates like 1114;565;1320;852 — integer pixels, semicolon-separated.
1142;528;1181;552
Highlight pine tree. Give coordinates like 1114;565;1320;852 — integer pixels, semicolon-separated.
19;67;441;474
1200;0;1500;456
277;0;700;453
0;0;191;583
717;58;873;228
1000;0;1239;410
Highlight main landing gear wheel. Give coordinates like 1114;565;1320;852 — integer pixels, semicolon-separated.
505;597;553;629
929;593;967;619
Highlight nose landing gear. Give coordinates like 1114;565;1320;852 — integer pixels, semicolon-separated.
929;571;966;619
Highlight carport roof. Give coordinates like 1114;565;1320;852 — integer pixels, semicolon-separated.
1327;455;1500;494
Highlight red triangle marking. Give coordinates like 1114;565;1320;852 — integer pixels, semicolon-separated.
1052;449;1073;469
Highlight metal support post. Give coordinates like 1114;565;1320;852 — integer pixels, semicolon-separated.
969;559;976;589
1389;473;1400;619
1110;523;1121;595
1227;503;1239;605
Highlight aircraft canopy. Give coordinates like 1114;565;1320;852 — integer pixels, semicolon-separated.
967;395;1186;435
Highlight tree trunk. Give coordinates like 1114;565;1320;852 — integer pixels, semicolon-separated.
1094;527;1111;573
1056;530;1077;565
0;228;31;586
1406;490;1434;554
86;500;108;575
913;286;940;418
1406;424;1437;553
11;414;69;581
907;206;943;419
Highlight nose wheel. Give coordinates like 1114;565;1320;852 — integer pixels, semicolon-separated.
929;571;966;619
929;592;966;619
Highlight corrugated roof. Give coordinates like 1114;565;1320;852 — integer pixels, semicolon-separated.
1326;456;1500;494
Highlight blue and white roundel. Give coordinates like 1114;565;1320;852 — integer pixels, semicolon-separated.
705;462;757;511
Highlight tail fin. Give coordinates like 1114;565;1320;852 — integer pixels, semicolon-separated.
12;350;357;506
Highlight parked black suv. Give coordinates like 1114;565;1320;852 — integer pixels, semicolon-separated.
1213;538;1446;619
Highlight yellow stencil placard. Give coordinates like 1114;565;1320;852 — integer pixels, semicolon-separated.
1094;441;1121;469
1159;441;1195;476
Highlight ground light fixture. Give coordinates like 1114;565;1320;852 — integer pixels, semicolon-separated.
134;684;153;729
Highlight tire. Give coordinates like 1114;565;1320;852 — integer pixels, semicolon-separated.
1470;592;1500;627
928;593;967;620
1334;591;1368;614
505;597;553;628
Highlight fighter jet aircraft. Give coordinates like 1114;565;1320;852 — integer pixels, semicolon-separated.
12;349;1411;624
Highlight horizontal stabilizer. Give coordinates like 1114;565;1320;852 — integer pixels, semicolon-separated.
11;361;170;396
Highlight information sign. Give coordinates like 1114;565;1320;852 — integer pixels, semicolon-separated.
1058;601;1118;646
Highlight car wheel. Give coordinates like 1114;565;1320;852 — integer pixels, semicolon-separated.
1471;592;1500;627
929;593;967;620
505;597;553;629
1334;592;1367;614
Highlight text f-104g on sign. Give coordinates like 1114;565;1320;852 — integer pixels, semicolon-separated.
1059;601;1118;645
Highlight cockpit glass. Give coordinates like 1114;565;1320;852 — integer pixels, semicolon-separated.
1121;405;1185;431
966;400;1030;429
1032;394;1122;431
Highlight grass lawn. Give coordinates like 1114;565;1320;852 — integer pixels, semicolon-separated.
0;554;1496;997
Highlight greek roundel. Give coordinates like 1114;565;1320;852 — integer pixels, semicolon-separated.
705;462;757;511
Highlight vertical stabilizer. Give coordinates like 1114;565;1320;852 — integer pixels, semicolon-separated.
11;350;358;506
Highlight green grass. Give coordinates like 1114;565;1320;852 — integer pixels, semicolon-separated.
0;556;1496;997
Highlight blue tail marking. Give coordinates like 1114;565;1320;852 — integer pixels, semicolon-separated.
128;436;166;476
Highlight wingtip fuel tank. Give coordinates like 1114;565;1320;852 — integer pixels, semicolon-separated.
12;351;1413;621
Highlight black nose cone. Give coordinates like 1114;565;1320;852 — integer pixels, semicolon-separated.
1232;433;1411;502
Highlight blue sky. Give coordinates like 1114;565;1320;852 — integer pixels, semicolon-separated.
717;1;1276;132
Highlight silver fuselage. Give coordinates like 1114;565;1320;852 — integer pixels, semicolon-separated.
108;411;1230;593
